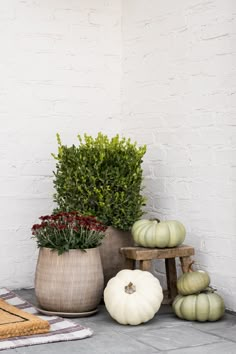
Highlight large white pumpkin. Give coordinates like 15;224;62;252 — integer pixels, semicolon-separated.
104;269;163;325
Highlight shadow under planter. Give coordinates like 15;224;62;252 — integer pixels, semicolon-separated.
99;226;134;287
35;247;104;314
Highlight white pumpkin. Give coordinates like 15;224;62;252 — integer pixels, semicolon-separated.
104;269;163;325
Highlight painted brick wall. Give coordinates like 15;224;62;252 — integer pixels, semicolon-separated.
1;0;236;312
0;0;122;288
122;0;236;310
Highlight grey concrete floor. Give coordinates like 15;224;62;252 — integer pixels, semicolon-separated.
3;289;236;354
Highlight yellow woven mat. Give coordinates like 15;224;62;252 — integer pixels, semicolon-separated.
0;299;50;339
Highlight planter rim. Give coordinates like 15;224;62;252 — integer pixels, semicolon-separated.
38;247;100;252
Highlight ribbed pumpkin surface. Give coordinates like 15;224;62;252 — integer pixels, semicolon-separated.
173;292;225;322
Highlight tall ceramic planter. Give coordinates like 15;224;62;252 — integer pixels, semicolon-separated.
35;247;104;313
99;226;134;286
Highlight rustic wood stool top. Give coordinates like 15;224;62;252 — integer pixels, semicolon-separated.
120;244;195;304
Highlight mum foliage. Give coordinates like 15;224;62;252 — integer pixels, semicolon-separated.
32;212;107;255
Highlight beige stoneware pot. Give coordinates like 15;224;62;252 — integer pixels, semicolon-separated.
35;247;104;313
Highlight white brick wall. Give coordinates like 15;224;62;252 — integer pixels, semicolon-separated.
1;0;236;312
0;0;122;289
122;0;236;311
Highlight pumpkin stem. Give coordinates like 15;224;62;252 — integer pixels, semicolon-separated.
202;286;217;294
150;218;160;223
125;282;136;294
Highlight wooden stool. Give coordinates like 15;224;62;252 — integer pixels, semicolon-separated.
120;244;195;304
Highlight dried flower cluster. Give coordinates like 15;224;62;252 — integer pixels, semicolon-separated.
32;212;107;254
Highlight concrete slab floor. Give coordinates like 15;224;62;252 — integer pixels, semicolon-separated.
4;289;236;354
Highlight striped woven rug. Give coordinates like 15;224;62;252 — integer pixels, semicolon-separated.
0;288;93;351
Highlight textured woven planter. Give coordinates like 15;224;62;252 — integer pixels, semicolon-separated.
35;247;104;313
99;226;134;286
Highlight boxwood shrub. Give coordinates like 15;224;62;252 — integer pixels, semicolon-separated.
52;132;146;231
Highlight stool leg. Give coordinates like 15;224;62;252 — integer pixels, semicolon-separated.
165;258;177;302
139;260;152;271
124;258;135;270
180;256;193;273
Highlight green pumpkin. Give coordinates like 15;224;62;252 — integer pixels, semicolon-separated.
177;267;210;295
131;219;186;248
172;290;225;322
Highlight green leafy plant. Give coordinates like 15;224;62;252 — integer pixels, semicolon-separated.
52;133;146;231
32;212;107;255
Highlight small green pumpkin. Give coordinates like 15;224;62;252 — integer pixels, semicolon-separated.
177;262;210;295
172;288;225;322
131;219;186;248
